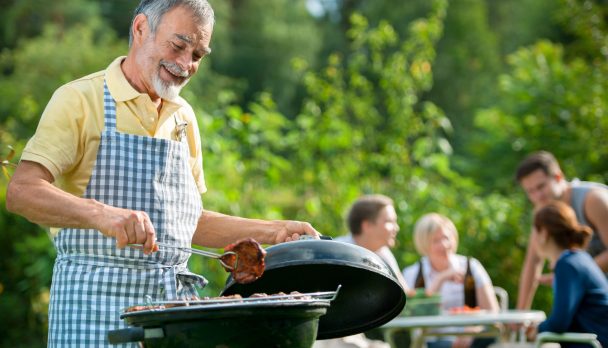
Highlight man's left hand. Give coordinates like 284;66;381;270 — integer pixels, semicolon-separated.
274;220;320;244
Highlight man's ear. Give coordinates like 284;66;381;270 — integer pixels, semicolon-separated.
131;13;149;45
553;171;564;182
360;219;372;234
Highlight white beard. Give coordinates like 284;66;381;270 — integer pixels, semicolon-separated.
152;73;185;100
152;60;190;100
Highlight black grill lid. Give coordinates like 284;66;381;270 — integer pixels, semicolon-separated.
221;239;406;339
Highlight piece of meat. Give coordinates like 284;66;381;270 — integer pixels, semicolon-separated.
216;294;243;301
221;237;266;284
288;291;312;300
123;305;164;313
249;293;269;298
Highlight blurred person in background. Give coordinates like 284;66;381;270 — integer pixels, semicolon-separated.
527;201;608;347
514;151;608;311
314;194;409;348
403;213;499;348
337;194;411;294
5;0;318;346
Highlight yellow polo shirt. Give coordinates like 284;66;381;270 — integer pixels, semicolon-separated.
22;56;207;207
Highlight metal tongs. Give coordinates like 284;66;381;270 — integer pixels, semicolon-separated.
129;242;238;270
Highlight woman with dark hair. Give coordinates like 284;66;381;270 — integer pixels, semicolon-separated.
530;201;608;346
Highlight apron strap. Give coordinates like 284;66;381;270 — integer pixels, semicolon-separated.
103;81;117;133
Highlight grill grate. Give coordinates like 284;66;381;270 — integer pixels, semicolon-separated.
122;285;341;314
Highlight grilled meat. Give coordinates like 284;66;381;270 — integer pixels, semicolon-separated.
221;238;266;284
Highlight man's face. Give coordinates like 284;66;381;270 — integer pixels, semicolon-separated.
367;205;400;248
520;169;563;208
136;6;212;99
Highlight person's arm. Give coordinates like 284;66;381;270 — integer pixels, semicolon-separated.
470;258;500;312
477;284;500;312
538;260;583;333
426;267;463;296
377;247;413;295
516;228;545;309
402;264;420;297
585;189;608;272
191;209;320;248
6;161;158;253
395;270;414;296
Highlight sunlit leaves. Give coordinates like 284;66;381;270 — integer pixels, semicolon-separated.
1;145;17;180
473;40;608;183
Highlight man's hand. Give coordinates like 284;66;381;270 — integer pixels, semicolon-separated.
274;220;320;244
538;272;554;286
94;206;158;254
7;161;157;254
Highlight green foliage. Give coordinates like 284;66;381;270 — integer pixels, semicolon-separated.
319;0;502;150
209;0;322;115
429;0;501;147
467;41;608;188
487;0;563;56
0;0;101;49
554;0;608;60
0;18;126;139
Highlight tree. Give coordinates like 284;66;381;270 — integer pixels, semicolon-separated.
209;0;323;115
0;0;100;49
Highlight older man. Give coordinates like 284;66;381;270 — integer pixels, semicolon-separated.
515;151;608;310
6;1;318;346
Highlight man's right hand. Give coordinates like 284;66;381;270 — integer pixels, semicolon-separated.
7;161;159;254
94;206;158;254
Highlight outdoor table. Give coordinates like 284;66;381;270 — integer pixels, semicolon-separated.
380;310;546;348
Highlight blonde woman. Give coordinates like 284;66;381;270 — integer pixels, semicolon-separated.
402;213;499;348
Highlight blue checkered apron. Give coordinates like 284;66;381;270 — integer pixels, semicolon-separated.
47;81;205;347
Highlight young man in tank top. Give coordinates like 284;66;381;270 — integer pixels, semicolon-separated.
514;151;608;310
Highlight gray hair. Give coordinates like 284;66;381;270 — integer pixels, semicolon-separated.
129;0;215;47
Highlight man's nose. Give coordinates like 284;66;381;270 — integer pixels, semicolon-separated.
176;55;192;73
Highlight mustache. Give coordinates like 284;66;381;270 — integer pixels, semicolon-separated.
160;60;190;78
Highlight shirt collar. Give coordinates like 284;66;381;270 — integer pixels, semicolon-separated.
105;56;140;102
105;56;186;111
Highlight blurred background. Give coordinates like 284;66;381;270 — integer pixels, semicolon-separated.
0;0;607;345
